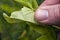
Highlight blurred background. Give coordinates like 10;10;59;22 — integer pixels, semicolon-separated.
0;0;44;40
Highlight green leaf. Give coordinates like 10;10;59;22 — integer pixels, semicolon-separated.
19;36;29;40
29;24;57;40
10;7;36;24
3;13;22;23
8;7;56;40
15;0;40;10
0;0;57;40
15;0;33;10
28;0;38;9
52;25;60;29
0;4;18;13
0;21;3;32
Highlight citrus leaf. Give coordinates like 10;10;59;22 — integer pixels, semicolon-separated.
15;0;33;10
9;7;56;40
10;7;36;24
29;24;57;40
29;0;38;9
0;4;18;13
3;13;21;23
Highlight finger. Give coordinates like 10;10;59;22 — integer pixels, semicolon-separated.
35;4;60;26
40;0;60;6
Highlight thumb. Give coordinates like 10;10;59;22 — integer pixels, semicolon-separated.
35;0;60;26
41;0;60;6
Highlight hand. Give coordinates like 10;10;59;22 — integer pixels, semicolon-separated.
35;0;60;26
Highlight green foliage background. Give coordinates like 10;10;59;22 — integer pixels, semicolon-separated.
0;0;57;40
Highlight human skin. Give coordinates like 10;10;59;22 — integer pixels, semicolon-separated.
35;0;60;40
35;0;60;26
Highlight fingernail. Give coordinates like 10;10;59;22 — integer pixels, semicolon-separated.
35;10;48;21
